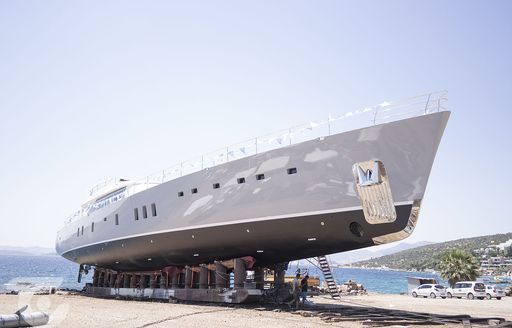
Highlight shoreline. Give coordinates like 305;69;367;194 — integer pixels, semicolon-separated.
334;265;436;273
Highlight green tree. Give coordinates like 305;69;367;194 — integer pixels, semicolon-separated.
439;249;479;287
487;249;498;257
505;245;512;257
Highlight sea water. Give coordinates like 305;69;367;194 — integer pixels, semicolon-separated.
0;255;91;292
332;267;442;294
289;265;444;294
1;255;443;294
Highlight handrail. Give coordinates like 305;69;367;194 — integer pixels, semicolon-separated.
88;177;118;197
144;90;448;183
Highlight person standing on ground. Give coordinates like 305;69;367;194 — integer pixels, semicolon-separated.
300;275;309;304
290;273;301;309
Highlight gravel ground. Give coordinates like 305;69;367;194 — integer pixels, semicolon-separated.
329;293;512;321
0;293;339;328
0;292;510;327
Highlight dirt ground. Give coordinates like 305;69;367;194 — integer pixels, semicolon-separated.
330;293;512;321
0;292;510;327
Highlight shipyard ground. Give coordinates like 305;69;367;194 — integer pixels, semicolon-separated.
1;292;511;327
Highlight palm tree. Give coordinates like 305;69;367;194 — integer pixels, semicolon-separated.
439;249;479;287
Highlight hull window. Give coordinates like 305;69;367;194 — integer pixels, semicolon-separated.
151;203;157;217
115;214;119;225
287;167;297;175
103;217;107;222
256;174;265;180
142;206;148;219
191;188;198;194
85;187;126;216
134;208;139;221
91;222;95;232
213;183;220;189
77;228;79;237
178;191;184;197
237;177;246;184
81;226;84;235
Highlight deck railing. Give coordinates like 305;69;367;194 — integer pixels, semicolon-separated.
144;90;448;183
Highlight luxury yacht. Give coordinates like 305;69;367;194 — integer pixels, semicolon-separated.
56;92;450;272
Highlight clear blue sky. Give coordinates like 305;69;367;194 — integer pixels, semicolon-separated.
0;1;511;248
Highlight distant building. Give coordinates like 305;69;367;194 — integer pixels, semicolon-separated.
485;245;499;253
490;257;503;267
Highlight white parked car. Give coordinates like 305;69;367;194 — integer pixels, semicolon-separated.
411;284;447;298
446;281;486;300
485;285;505;300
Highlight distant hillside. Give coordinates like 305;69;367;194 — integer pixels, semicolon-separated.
351;233;512;271
329;241;433;265
0;246;57;256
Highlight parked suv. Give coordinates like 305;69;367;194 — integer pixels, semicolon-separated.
411;284;447;298
446;281;486;300
485;285;505;300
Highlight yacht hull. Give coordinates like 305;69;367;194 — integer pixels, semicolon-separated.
56;111;450;271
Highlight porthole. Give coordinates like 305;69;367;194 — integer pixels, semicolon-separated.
287;167;297;175
349;222;364;237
